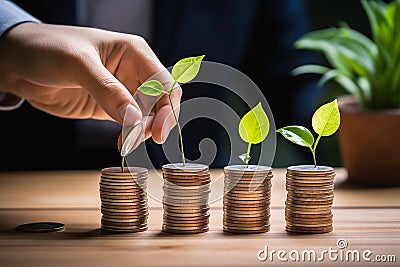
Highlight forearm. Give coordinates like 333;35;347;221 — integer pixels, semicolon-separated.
0;0;41;109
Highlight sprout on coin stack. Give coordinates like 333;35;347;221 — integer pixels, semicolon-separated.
137;55;205;167
223;103;273;234
137;55;210;234
276;99;340;234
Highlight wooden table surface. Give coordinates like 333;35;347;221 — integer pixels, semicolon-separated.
0;168;399;267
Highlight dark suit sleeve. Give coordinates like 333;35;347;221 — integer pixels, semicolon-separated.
0;0;40;37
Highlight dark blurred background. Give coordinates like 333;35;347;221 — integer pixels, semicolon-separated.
0;0;370;170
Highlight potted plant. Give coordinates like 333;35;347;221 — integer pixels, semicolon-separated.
138;56;211;234
223;102;273;234
277;99;340;234
292;0;400;186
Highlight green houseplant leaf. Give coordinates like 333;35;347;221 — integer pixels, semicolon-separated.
292;0;400;109
291;64;330;76
137;80;165;96
171;55;205;83
276;126;314;148
238;102;270;164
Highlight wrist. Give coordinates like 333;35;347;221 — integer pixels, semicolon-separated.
0;22;40;94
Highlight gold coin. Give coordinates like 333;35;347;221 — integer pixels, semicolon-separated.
286;194;334;201
100;202;147;208
101;205;147;212
102;218;146;226
163;211;208;216
101;201;147;207
224;209;269;215
162;163;208;171
225;181;271;189
286;224;332;234
286;221;332;228
286;173;335;180
101;198;146;204
224;195;270;201
102;224;148;231
163;214;209;221
101;214;148;219
100;184;146;191
102;166;147;173
162;227;209;234
102;213;148;220
223;224;270;230
285;211;332;217
223;217;268;223
162;224;209;231
164;211;210;218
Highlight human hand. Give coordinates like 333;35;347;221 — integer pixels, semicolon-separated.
0;22;182;145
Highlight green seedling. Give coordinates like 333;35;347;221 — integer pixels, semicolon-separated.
238;102;270;165
137;55;205;166
277;99;341;167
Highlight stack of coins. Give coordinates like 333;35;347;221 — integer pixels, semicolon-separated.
99;167;148;233
285;165;335;234
162;163;211;234
223;165;273;234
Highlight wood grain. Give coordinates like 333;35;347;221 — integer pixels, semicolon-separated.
0;169;399;266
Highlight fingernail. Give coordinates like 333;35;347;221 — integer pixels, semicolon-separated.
118;103;142;125
161;125;172;143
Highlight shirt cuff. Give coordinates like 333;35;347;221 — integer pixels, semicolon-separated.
0;93;24;110
0;0;41;37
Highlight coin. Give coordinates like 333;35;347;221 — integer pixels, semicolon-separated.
102;166;147;175
15;222;65;233
120;120;144;157
102;224;148;233
102;213;148;220
101;211;148;217
223;224;270;234
162;227;209;234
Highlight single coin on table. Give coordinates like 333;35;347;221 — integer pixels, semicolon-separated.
15;222;65;233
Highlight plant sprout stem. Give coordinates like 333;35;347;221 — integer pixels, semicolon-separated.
121;156;125;173
310;147;317;168
245;142;252;165
311;134;322;168
167;81;185;166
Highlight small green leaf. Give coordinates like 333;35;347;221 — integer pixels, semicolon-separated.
238;102;270;144
312;99;341;136
137;80;165;96
239;153;250;163
276;126;314;148
171;55;205;83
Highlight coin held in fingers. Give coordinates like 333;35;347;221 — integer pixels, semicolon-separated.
121;121;144;157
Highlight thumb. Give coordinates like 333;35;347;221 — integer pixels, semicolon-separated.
75;57;142;124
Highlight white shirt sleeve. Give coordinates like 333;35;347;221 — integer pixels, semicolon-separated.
0;0;41;110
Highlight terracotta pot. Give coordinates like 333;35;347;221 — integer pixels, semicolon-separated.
337;96;400;187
